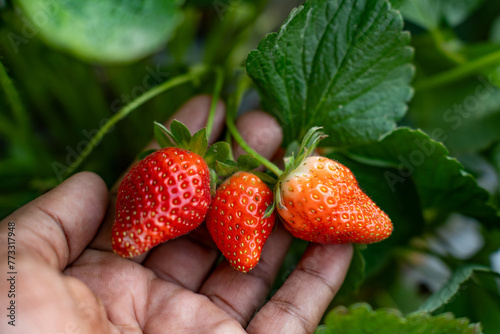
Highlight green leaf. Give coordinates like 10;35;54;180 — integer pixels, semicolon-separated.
189;128;208;157
154;122;175;148
408;76;500;156
347;128;500;226
418;265;500;313
215;160;239;178
137;149;156;161
205;142;231;168
262;201;275;219
237;154;261;171
317;303;482;334
251;171;278;186
393;0;486;29
246;0;413;147
209;168;218;197
17;0;184;63
170;120;192;148
284;141;300;159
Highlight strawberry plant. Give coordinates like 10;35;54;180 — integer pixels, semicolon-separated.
1;0;500;332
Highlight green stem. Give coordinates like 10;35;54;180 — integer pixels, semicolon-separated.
0;60;29;133
225;75;282;177
206;67;224;139
415;49;500;92
61;66;209;180
429;29;465;65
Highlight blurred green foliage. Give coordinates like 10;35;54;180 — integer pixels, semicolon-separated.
1;0;500;332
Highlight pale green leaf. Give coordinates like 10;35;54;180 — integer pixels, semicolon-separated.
17;0;183;63
393;0;486;29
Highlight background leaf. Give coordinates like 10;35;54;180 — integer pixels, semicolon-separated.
407;77;500;156
347;128;500;226
16;0;184;63
418;265;500;313
317;303;482;334
246;0;414;147
393;0;486;29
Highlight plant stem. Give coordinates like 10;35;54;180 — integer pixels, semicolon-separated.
206;67;224;139
61;66;209;180
0;60;29;133
415;49;500;92
225;75;282;177
429;28;465;65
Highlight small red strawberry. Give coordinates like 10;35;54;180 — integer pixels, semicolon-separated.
112;120;230;257
112;147;211;257
206;172;275;273
276;155;392;244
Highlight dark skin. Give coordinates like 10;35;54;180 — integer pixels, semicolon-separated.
0;95;353;333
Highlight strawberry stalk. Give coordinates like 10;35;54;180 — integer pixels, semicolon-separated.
206;67;224;139
225;75;282;177
60;65;212;181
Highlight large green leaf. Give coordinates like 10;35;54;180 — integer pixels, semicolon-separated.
16;0;183;63
393;0;486;29
408;77;500;156
347;128;499;226
419;265;500;313
316;303;482;334
246;0;414;147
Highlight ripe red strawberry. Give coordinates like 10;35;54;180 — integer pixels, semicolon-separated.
276;156;392;244
112;146;211;257
206;172;276;273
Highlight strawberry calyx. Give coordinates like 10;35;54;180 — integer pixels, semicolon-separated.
147;120;274;197
282;127;327;175
152;120;232;196
270;127;327;218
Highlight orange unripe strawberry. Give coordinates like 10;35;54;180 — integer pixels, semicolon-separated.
276;156;392;244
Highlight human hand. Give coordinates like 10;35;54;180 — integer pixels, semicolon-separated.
0;95;353;334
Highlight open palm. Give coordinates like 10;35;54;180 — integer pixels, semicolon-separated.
0;96;352;334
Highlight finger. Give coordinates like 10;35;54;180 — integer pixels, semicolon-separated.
0;255;115;334
247;243;353;334
147;94;226;150
233;110;283;161
200;225;292;325
199;111;288;326
89;95;226;254
0;172;108;270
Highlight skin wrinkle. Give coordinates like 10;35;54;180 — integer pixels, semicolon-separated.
295;263;337;296
18;206;68;269
266;297;315;333
208;293;247;326
33;203;72;267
